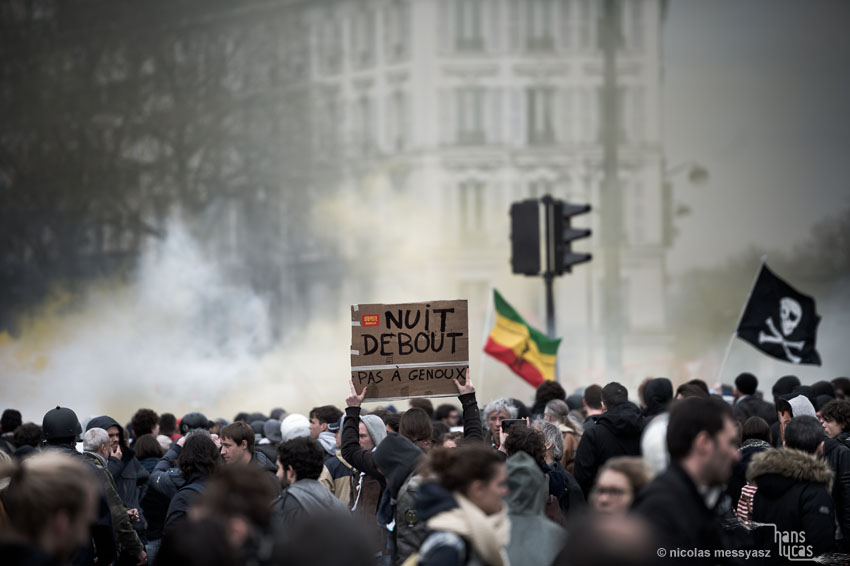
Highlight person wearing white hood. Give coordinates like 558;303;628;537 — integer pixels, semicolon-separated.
776;393;818;446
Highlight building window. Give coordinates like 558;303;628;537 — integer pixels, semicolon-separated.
578;0;594;50
385;1;410;61
319;19;342;74
527;87;555;145
457;87;485;145
459;180;486;235
456;0;484;52
622;0;644;51
388;91;407;151
351;9;375;68
356;95;374;156
526;0;554;51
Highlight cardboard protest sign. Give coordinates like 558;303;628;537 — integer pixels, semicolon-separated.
350;299;469;400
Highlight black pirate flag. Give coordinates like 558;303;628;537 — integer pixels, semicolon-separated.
737;264;821;365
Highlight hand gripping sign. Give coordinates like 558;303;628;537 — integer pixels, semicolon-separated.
350;300;469;400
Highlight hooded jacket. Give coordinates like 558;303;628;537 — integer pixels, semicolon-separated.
374;433;426;565
341;407;388;554
86;416;149;517
823;437;850;542
272;478;350;526
747;448;836;562
641;378;673;422
82;451;144;557
416;482;511;566
573;401;644;496
319;450;354;506
506;452;565;566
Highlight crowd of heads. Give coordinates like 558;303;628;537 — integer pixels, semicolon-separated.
3;372;850;565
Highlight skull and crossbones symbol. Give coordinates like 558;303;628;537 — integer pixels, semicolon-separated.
758;297;805;363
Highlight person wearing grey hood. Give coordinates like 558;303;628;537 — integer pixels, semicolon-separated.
505;451;565;566
271;436;349;526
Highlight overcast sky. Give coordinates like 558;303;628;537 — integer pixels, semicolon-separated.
664;0;850;274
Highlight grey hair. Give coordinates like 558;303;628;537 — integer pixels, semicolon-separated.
482;398;518;421
534;418;564;462
544;399;569;424
83;427;109;453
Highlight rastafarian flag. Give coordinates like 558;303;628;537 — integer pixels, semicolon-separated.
484;289;561;387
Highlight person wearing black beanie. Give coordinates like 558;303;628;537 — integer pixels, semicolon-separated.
732;373;776;427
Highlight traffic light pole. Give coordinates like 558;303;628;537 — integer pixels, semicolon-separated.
542;196;557;341
542;196;558;381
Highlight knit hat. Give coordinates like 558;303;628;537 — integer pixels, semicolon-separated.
327;415;343;433
280;414;311;442
360;414;387;447
263;419;282;443
735;373;758;396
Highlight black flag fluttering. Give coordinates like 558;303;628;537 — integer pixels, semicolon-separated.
737;264;821;366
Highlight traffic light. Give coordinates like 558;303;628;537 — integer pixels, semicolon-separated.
552;200;592;274
510;200;540;275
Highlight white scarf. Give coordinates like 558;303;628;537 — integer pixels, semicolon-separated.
427;492;511;566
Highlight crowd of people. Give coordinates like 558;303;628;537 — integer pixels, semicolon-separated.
2;371;850;565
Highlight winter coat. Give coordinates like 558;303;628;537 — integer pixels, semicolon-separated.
374;433;426;566
251;449;280;496
573;401;644;496
141;444;185;542
271;478;350;526
506;452;565;566
86;416;149;515
727;439;771;508
0;542;59;566
164;473;207;533
559;423;581;474
82;451;144;557
341;407;386;488
633;461;744;564
733;395;777;426
748;448;836;563
341;407;387;554
824;437;850;542
319;450;354;506
416;482;511;566
545;460;585;518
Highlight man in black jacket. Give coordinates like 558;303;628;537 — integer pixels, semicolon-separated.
573;382;643;496
732;373;777;426
632;396;744;564
41;406;116;566
748;416;835;563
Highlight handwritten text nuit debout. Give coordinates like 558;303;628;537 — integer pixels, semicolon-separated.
360;307;464;357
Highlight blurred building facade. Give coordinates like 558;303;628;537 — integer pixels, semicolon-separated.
296;0;671;387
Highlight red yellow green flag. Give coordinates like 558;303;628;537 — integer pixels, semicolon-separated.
483;289;561;388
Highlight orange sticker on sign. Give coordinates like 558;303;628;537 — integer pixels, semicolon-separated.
362;314;380;327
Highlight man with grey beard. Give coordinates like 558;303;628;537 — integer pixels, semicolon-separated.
83;428;146;566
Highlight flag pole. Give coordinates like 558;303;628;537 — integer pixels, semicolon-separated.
716;256;768;384
477;287;496;401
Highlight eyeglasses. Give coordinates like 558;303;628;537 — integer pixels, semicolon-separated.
592;486;629;497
